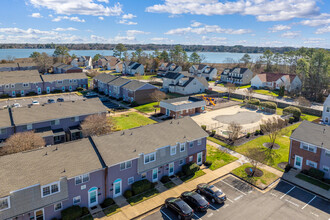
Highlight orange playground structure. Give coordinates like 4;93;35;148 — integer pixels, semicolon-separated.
201;95;216;106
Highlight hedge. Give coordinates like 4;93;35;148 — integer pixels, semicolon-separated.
160;175;170;184
247;98;260;105
124;190;133;199
307;168;325;180
100;198;114;208
283;106;301;120
61;206;82;220
260;101;277;109
132;179;154;195
182;163;200;176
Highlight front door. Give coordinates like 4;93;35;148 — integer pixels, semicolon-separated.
294;155;303;169
46;87;50;93
88;187;98;207
37;87;41;94
113;179;122;198
166;109;170;116
169;162;174;176
152;168;158;182
34;209;44;220
197;152;203;165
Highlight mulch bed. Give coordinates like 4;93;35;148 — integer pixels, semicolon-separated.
245;167;263;177
263;142;280;150
278;162;288;170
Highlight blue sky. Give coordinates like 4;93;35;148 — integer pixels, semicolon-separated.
0;0;329;48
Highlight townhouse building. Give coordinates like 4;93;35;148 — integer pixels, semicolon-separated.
168;76;209;95
123;61;144;75
42;73;88;93
189;64;217;80
52;63;83;74
162;72;190;90
71;56;92;69
107;77;131;99
92;73;118;94
220;68;253;85
157;63;182;77
289;121;330;179
0;62;37;72
121;80;159;104
322;95;330;125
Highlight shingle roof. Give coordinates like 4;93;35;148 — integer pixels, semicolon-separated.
0;138;103;197
11;98;107;126
62;65;81;71
94;73;118;83
164;72;182;79
17;62;37;67
131;63;142;70
161;96;203;104
122;80;149;91
108;77;131;87
0;70;42;84
41;72;87;82
197;64;208;70
92;117;208;166
290;121;330;150
0;63;18;68
196;77;209;88
0;109;11;129
257;72;297;83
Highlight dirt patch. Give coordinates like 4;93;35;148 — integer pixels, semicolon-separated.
278;162;288;170
213;111;262;125
263;142;280;150
245;167;263;177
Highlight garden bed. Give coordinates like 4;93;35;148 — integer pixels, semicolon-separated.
127;188;159;206
164;181;176;189
103;204;121;217
296;173;330;190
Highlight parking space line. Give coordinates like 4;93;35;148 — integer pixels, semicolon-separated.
226;198;234;203
234;195;243;201
280;186;295;199
193;213;202;219
270;192;278;197
285;199;299;207
220;180;247;195
207;213;214;218
302;195;317;210
209;204;219;212
310;212;319;218
160;209;172;220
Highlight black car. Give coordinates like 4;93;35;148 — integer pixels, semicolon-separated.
197;183;226;204
165;197;194;220
47;99;55;104
57;98;64;102
181;191;209;212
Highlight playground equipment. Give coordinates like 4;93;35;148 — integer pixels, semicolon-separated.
201;95;216;106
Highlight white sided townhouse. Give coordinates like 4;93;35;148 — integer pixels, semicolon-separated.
71;56;92;69
322;95;330;125
158;63;182;76
123;61;144;75
189;64;217;81
220;68;253;85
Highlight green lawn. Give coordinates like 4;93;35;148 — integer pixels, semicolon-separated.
180;170;206;182
103;204;121;216
254;89;280;97
166;93;186;99
134;102;160;113
206;144;238;170
238;85;251;89
207;137;234;150
296;173;330;190
231;163;279;188
164;181;176;189
127;188;159;206
123;75;157;80
113;112;156;130
276;108;319;122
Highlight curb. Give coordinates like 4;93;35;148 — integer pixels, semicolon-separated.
229;172;281;191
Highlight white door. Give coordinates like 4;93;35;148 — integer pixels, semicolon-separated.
88;187;98;207
113;179;122;198
197;152;203;165
294;156;303;169
152;168;158;182
169;163;174;176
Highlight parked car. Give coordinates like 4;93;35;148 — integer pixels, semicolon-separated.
2;105;9;109
57;98;64;102
165;197;194;219
12;103;21;108
47;99;56;104
32;100;40;105
197;183;226;203
180;191;209;212
85;92;98;98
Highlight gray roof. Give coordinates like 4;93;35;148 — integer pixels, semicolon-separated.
62;65;81;71
17;62;37;67
11;98;107;126
161;96;203;104
108;77;131;87
0;70;42;84
41;72;87;82
0;63;18;68
92;117;208;166
0;138;103;197
290;121;330;150
196;77;209;88
94;73;118;83
197;64;208;70
131;63;142;70
0;109;11;129
164;72;182;79
122;80;155;91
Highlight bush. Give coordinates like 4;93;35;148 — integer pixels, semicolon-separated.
284;164;292;173
160;175;170;184
52;89;62;93
42;91;47;94
65;89;69;92
61;206;82;220
204;160;212;167
0;94;10;98
176;171;185;177
16;93;21;97
131;101;138;107
278;86;285;97
76;87;83;91
248;98;260;105
307;168;325;180
99;91;105;95
100;198;114;208
26;91;37;96
132;179;154;195
254;130;260;135
283;106;301;120
289;117;295;124
201;125;206;130
260;101;277;109
81;207;90;216
182;163;200;176
124;190;133;199
210;130;216;137
246;133;251;138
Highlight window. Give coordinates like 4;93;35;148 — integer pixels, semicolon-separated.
179;159;184;165
327;107;330;112
41;182;60;197
73;196;81;205
180;143;185;152
69;79;72;83
170;146;176;155
75;173;90;185
0;128;6;135
27;124;33;130
73;79;77;83
54;202;62;211
300;143;316;153
51;119;60;126
189;156;193;162
323;166;329;172
189;142;194;148
0;197;10;211
141;173;146;179
120;160;132;170
11;84;15;88
197;139;202;145
326;150;330;157
23;83;29;87
306;160;317;168
144;152;156;164
128;177;134;185
57;80;63;84
5;84;9;89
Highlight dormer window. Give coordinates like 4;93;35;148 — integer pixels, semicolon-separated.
0;196;10;211
57;80;63;84
144;152;156;164
41;181;60;197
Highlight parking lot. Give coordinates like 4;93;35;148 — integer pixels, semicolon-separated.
143;175;330;220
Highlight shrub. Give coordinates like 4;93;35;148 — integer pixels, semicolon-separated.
132;179;154;195
246;133;251;138
42;91;47;94
100;198;114;208
201;125;206;130
283;106;301;120
278;86;285;97
260;101;277;109
160;175;170;184
182;163;200;176
76;87;83;91
93;88;99;92
16;93;21;97
99;91;105;95
248;98;260;105
131;101;138;107
124;190;133;199
81;207;90;216
254;130;260;135
0;94;10;98
61;206;82;220
65;89;69;92
26;91;37;96
289;117;295;124
204;160;212;167
53;89;62;93
307;168;325;180
210;130;216;137
176;171;185;177
284;164;292;173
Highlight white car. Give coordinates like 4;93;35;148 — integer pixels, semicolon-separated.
12;103;21;108
32;100;40;105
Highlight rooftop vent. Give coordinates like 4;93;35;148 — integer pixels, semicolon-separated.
62;169;66;173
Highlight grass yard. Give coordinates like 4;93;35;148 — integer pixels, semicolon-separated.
206;144;238;171
113;112;156;130
103;204;121;216
296;173;330;190
164;181;176;189
276;107;319;122
238;85;251;89
134;102;160;113
254;89;280;97
127;188;159;206
207;137;234;150
166;93;186;99
180;170;206;183
123;75;157;80
231;163;279;189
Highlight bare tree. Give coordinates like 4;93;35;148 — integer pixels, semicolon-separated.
260;117;287;149
246;148;267;177
225;83;237;100
86;69;100;78
243;88;254;101
227;122;242;142
1;131;45;156
150;90;166;107
81;114;113;137
34;52;53;73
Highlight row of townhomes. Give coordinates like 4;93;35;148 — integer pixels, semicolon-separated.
0;70;88;97
71;56;93;69
289;95;330;179
93;73;158;104
96;56;121;71
0;117;208;220
0;62;37;72
162;71;209;95
157;63;182;77
188;64;217;81
52;63;83;74
122;61;144;75
0;98;107;144
220;67;254;85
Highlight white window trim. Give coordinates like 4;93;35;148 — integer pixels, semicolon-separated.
144;152;156;164
120;160;132;171
54;202;62;212
73;196;81;205
57;80;63;84
170;146;176;156
180;143;185;152
75;173;90;185
41;181;60;198
300;142;316;153
179;159;184;165
189;142;194;148
0;196;10;211
27;124;33;130
23;83;29;87
128;177;134;185
325;150;330;157
306;160;317;168
197;139;202;145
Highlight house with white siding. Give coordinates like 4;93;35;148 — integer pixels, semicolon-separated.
189;64;217;80
251;73;302;92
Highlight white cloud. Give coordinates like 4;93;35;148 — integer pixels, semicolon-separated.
31;13;43;18
52;27;78;31
300;14;330;26
0;28;55;35
281;31;300;38
113;35;136;42
126;30;150;36
52;16;85;22
191;21;202;27
119;20;137;25
122;13;137;19
303;37;325;44
98;17;104;20
146;0;319;22
315;26;330;34
268;25;291;32
166;24;251;35
29;0;122;16
202;36;227;45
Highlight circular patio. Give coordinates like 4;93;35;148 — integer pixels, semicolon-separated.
213;111;262;125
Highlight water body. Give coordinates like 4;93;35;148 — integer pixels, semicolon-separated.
0;48;263;63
